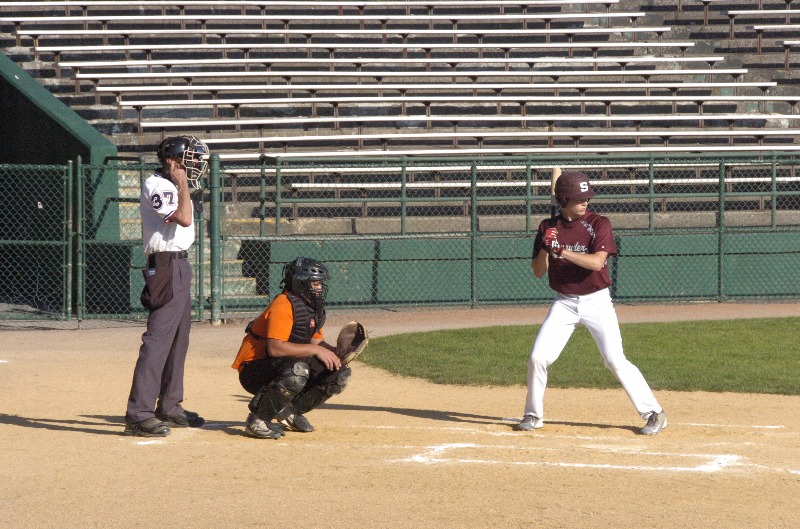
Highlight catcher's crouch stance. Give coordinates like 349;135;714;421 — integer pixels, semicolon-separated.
231;256;368;439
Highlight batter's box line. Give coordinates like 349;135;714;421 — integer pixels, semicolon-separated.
683;422;784;430
364;424;612;441
393;443;747;473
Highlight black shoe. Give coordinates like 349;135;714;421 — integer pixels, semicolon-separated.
282;413;314;433
245;413;285;439
124;417;171;437
156;410;205;428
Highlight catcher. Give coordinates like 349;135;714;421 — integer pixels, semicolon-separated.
231;256;368;439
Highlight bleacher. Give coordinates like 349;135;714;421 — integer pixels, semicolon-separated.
1;1;798;316
2;0;798;163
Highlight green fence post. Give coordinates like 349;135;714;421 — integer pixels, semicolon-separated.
400;159;408;235
196;178;206;324
525;156;533;233
75;156;85;324
718;161;726;302
64;161;73;320
470;163;478;308
259;161;268;237
209;154;222;325
771;154;778;229
648;155;655;231
275;163;282;237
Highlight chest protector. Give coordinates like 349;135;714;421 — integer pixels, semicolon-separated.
286;293;326;344
245;293;326;346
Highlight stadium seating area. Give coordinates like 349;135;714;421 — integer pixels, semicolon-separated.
2;0;799;161
3;1;798;312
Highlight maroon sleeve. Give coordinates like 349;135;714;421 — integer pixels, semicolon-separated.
590;215;617;256
531;219;549;258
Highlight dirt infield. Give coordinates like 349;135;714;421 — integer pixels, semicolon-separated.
1;302;800;529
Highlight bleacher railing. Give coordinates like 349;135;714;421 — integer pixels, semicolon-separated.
1;152;799;324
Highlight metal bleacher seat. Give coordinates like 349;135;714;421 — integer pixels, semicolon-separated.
2;11;649;36
217;144;800;162
1;0;795;160
129;94;800;128
2;0;622;17
57;55;728;80
727;9;800;38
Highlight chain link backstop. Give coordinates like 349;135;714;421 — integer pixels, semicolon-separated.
2;152;799;323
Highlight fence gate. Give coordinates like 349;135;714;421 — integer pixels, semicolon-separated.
0;163;72;320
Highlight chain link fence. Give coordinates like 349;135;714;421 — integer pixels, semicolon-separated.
74;159;212;322
0;164;72;320
219;153;800;318
2;153;799;323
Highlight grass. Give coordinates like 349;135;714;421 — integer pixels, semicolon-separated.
358;317;800;395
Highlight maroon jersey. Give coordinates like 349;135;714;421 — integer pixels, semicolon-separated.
532;210;617;295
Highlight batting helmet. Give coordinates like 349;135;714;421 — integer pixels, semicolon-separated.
156;135;210;189
282;257;330;310
555;172;596;205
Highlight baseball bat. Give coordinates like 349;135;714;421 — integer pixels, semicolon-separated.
550;166;562;226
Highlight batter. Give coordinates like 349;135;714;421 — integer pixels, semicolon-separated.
516;172;667;435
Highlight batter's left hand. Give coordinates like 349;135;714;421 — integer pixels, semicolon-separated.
543;228;562;256
543;228;558;248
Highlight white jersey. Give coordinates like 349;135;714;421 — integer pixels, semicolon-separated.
140;172;195;255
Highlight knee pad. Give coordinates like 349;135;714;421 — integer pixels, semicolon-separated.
249;362;310;421
280;361;310;395
327;366;351;396
291;367;352;414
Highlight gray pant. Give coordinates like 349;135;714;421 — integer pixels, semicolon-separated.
126;257;192;423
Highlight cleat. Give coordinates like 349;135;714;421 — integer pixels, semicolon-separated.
515;414;543;431
245;412;284;439
282;413;314;433
640;411;667;435
156;409;205;428
123;417;171;437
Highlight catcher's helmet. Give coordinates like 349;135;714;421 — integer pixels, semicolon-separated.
283;256;330;309
555;172;596;206
156;135;209;189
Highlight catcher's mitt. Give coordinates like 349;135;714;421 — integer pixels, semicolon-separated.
336;321;369;365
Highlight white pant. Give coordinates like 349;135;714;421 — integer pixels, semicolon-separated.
524;288;662;420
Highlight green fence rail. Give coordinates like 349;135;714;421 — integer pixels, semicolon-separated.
1;152;799;323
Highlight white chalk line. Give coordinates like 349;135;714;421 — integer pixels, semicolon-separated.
394;443;747;473
119;422;799;475
499;417;785;431
367;422;795;475
683;422;784;430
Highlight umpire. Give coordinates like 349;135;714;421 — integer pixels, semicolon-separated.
123;136;209;437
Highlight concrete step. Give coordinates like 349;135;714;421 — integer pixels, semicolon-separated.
203;276;258;296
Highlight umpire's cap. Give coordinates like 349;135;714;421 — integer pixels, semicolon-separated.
555;172;596;204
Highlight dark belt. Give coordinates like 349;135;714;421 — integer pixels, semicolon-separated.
148;250;188;266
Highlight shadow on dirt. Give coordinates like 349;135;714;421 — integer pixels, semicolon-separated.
322;403;507;425
0;413;124;436
229;396;641;433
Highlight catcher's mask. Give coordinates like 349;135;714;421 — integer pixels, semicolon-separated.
156;135;210;189
282;256;330;310
555;171;596;207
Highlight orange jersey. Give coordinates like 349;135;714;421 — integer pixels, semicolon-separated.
231;293;324;372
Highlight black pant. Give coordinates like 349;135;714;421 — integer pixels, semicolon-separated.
239;355;328;395
126;257;192;423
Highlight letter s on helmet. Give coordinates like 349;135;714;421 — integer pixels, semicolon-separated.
554;171;596;206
